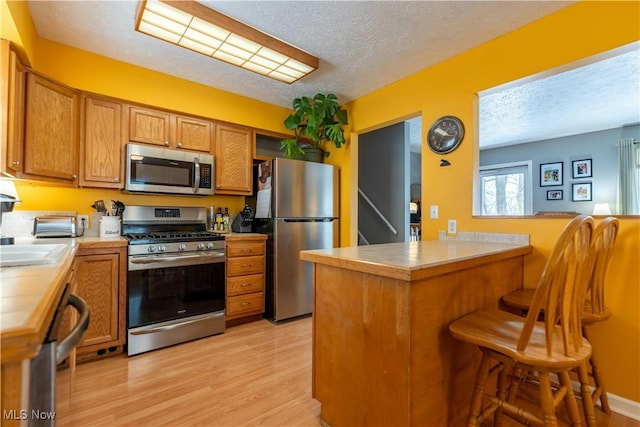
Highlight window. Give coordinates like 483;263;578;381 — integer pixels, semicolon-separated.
479;161;532;215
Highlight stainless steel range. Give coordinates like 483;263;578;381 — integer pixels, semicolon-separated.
123;206;225;356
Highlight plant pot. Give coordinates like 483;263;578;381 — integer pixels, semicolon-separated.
303;146;324;163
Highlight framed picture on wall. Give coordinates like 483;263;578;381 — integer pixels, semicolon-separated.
540;162;563;186
546;190;563;200
572;159;592;179
572;182;592;201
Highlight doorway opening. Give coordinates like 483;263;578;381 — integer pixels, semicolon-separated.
357;117;422;245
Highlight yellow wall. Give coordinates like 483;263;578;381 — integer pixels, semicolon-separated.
344;1;640;402
3;0;640;403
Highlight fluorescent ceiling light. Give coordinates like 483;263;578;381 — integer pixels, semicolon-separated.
135;0;319;83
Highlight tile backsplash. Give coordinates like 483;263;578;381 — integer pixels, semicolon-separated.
438;230;530;245
0;210;101;238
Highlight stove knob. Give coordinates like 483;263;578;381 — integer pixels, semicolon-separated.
147;246;155;253
159;245;166;252
197;243;206;250
207;242;214;249
178;243;187;251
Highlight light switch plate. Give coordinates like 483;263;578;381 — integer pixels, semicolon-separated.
447;219;457;234
430;205;438;219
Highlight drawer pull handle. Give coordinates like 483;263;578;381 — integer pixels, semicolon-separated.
241;302;252;306
241;248;252;252
241;263;252;267
241;283;251;287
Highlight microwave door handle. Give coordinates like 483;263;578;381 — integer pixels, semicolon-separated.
193;157;200;194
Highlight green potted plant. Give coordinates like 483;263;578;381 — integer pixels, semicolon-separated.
280;93;348;161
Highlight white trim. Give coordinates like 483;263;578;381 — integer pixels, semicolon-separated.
607;392;640;421
549;373;640;421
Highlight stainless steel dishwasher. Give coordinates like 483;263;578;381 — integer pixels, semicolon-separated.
28;285;90;427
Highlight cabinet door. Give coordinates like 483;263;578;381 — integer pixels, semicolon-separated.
1;41;25;176
74;250;124;351
127;105;171;146
215;124;253;195
175;115;213;152
81;96;123;188
24;72;79;182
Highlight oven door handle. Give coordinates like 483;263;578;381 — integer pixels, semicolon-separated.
130;252;225;264
129;311;225;335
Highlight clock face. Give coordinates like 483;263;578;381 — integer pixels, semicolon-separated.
427;116;464;154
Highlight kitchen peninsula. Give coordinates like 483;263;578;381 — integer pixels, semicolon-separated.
300;238;532;426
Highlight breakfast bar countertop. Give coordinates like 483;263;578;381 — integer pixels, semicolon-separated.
300;239;532;281
302;238;533;427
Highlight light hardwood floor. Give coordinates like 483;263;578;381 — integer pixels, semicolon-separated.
56;317;638;426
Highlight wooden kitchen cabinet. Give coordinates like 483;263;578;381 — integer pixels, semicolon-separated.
80;94;124;188
23;71;79;184
72;245;127;361
215;123;253;195
1;39;26;178
225;236;267;322
126;104;213;152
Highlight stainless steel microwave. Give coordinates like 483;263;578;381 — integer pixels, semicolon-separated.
125;143;214;195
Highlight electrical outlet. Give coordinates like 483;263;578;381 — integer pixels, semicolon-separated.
447;219;457;235
430;205;438;219
77;215;89;230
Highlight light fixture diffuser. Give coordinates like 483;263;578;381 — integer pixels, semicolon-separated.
135;0;319;83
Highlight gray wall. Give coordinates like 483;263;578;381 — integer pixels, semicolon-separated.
480;125;639;215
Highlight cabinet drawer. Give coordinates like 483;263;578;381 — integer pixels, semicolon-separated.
226;241;265;257
227;255;264;276
227;274;264;296
227;292;264;316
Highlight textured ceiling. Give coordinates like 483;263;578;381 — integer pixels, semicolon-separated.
25;1;638;151
479;44;640;149
27;1;572;108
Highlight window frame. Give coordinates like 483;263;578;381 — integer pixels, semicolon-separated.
478;160;533;216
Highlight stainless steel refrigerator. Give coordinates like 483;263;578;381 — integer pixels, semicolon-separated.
253;158;339;322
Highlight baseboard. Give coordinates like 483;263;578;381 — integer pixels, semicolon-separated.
550;373;640;421
607;392;640;421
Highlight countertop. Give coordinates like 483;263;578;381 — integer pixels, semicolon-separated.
0;236;127;364
300;240;532;281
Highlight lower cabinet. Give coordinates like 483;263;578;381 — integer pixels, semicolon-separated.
225;235;267;323
72;244;127;360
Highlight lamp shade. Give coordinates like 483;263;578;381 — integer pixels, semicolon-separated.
592;203;612;215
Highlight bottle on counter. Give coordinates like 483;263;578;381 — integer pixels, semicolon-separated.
207;205;215;231
215;208;223;231
223;208;230;231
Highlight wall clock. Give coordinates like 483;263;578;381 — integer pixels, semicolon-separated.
427;116;465;154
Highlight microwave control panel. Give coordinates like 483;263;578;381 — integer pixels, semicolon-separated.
200;164;212;189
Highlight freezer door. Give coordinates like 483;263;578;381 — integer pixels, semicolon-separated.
273;158;338;219
273;219;334;321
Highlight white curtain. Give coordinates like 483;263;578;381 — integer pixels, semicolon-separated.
617;138;640;215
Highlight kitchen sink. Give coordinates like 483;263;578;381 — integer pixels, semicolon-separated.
0;244;69;267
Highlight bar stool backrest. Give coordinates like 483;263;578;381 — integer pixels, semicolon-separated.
517;215;594;357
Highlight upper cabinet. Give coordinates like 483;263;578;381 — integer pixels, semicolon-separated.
80;94;124;188
23;71;79;184
1;40;26;177
215;124;253;195
126;105;213;153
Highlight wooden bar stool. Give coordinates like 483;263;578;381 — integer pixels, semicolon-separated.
449;215;595;427
502;217;620;420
